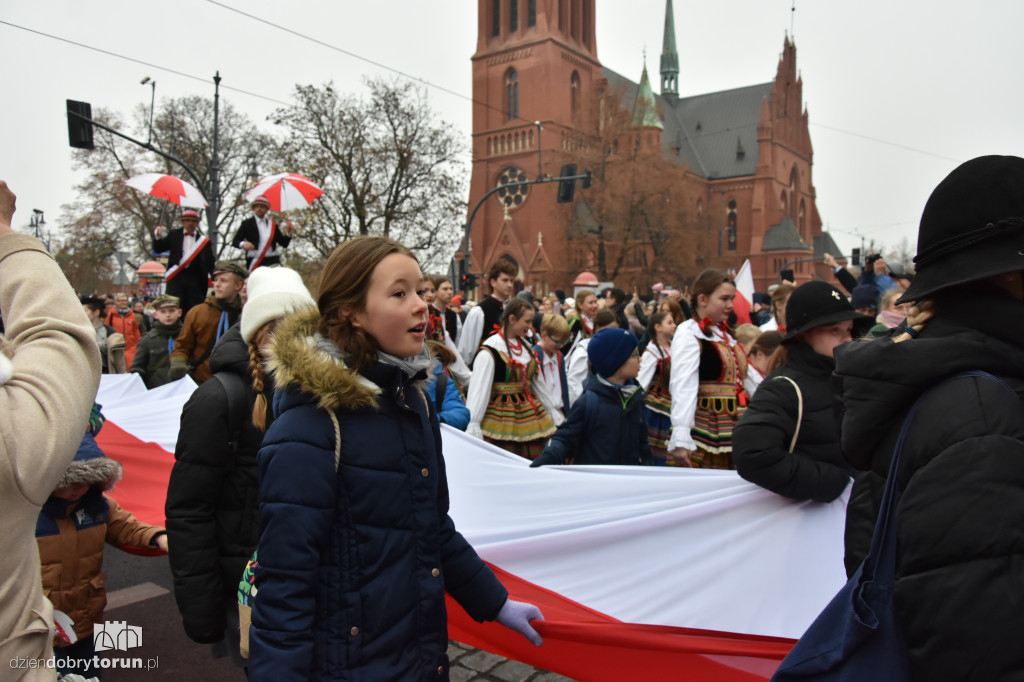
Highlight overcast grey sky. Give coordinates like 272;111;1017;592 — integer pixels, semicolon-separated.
3;1;1023;263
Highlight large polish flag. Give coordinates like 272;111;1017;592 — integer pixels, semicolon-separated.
94;374;848;681
733;259;755;325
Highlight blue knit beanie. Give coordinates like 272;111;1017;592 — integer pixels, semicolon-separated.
587;328;638;379
851;284;879;311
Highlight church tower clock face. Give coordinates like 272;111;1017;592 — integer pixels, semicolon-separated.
496;167;529;209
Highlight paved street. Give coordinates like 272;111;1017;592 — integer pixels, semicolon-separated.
100;549;573;681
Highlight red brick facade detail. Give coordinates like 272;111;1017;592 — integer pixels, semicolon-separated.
466;1;829;294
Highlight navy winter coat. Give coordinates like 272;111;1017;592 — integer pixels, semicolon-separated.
532;374;652;466
248;308;508;682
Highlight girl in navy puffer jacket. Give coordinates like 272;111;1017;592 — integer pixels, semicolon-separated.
248;237;543;682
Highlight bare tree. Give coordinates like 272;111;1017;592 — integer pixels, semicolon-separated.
57;96;275;292
270;77;467;269
562;82;704;289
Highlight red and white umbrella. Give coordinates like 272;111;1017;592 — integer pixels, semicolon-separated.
244;172;324;211
125;173;208;208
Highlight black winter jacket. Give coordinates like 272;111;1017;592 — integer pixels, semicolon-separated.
165;324;272;644
532;374;651;466
834;286;1024;681
733;343;852;502
248;308;508;682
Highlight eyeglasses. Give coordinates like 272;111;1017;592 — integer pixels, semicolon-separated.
551;336;570;347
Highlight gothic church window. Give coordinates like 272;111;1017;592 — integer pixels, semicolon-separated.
510;0;518;32
789;165;799;221
570;71;581;120
505;68;519;121
492;0;501;36
528;0;536;26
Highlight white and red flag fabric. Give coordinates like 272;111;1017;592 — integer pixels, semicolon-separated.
733;259;755;325
125;173;207;208
94;375;849;681
244;172;324;211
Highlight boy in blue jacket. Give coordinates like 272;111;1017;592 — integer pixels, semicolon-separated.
531;328;653;467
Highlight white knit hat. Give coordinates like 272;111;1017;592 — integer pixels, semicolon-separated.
240;267;316;343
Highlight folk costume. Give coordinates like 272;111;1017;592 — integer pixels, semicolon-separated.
533;342;569;422
231;214;291;271
466;332;563;460
153;218;214;314
638;342;672;464
565;312;594;358
668;318;749;469
428;303;472;388
457;295;505;366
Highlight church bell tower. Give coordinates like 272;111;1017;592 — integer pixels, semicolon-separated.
466;0;600;293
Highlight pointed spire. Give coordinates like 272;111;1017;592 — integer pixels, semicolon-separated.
632;62;663;130
660;0;679;96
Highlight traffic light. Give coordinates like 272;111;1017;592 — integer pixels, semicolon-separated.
581;169;592;189
851;248;861;267
557;164;577;203
66;100;95;150
460;272;478;292
727;212;737;251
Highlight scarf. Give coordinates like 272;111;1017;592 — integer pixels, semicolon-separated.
596;373;641;406
377;344;432;378
312;333;431;379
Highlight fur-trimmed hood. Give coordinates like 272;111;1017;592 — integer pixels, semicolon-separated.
57;432;123;491
264;307;382;412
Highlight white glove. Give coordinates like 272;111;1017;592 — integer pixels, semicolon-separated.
496;599;544;646
153;224;166;239
466;423;484;440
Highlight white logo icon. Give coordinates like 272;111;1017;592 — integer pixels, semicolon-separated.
831;290;842;300
94;621;143;651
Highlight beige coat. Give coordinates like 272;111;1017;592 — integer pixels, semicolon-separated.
0;235;100;679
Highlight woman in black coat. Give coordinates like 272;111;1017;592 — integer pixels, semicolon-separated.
733;281;869;502
165;267;317;664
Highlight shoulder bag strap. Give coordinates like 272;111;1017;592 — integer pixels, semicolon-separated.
865;370;1015;582
773;375;803;454
326;409;341;472
213;372;247;454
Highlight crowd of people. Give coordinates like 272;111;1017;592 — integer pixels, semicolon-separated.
3;153;1024;681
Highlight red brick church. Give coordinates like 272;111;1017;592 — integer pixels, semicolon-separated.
464;0;841;294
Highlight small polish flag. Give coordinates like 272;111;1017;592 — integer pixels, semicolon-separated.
734;259;755;325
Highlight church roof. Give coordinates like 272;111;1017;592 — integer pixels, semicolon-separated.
813;231;845;261
604;66;772;179
762;216;812;252
631;65;663;130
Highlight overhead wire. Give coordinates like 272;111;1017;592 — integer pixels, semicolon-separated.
0;19;291;107
2;13;964;167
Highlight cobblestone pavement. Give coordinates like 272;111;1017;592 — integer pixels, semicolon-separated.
448;640;576;682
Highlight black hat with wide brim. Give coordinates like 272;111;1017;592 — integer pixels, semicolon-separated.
898;155;1024;304
783;281;873;342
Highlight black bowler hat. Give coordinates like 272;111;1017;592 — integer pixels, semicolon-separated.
784;281;872;342
899;155;1024;304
